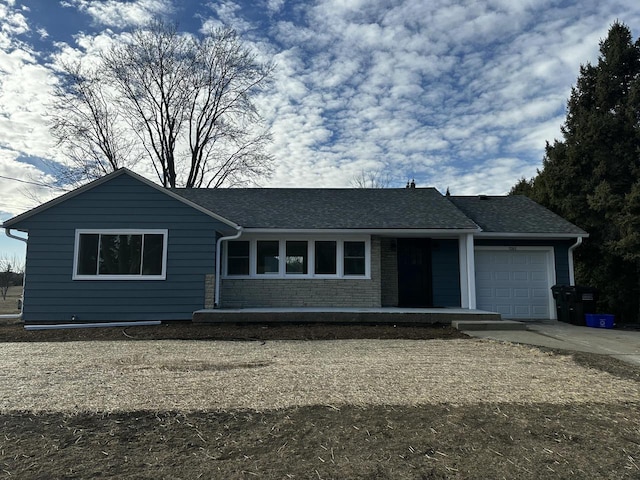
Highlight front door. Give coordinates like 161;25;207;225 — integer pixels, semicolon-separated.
397;238;433;307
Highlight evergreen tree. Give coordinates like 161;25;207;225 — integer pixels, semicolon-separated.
516;22;640;321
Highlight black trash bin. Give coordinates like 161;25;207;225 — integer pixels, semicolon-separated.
565;286;598;325
551;285;570;323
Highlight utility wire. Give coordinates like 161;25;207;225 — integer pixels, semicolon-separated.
0;174;68;191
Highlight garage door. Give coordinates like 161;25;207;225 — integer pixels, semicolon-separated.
475;249;552;319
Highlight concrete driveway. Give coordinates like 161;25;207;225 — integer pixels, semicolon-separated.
462;321;640;366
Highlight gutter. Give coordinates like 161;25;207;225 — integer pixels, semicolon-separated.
214;226;244;308
3;228;27;320
568;237;583;286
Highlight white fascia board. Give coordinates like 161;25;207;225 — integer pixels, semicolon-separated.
474;232;589;239
242;228;481;236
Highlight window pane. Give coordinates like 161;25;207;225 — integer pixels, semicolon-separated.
344;241;366;275
286;241;308;274
77;234;99;275
315;241;336;275
257;240;279;274
344;241;365;258
99;234;142;275
227;241;249;275
142;234;164;275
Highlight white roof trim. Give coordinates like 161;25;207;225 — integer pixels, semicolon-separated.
475;232;589;239
2;168;240;230
243;228;482;235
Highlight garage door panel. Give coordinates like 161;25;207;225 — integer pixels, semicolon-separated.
476;288;493;299
495;305;513;315
529;255;546;265
476;271;492;282
531;271;547;281
514;305;532;315
532;288;548;298
532;305;549;315
475;249;551;319
495;272;510;281
513;271;528;281
495;288;511;298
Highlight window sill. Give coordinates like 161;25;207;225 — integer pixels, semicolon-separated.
73;275;166;281
222;274;370;280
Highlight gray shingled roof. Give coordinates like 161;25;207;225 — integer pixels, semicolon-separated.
172;188;480;230
448;195;587;235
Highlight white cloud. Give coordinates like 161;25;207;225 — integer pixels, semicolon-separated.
62;0;174;28
237;0;640;192
0;149;61;216
1;0;640;211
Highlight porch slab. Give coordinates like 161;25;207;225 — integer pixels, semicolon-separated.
192;307;501;324
451;319;527;331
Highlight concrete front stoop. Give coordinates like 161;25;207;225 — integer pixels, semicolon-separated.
451;319;527;331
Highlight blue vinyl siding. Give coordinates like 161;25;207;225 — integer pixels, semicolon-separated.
431;239;461;307
13;173;230;323
474;239;574;285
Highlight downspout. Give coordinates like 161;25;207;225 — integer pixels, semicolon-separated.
4;229;27;319
567;237;583;286
214;226;243;308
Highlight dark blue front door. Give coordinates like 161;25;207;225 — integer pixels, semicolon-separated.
397;238;433;307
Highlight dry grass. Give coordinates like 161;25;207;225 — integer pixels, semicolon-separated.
0;285;21;316
1;338;638;413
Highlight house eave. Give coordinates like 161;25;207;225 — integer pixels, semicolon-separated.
475;232;589;239
241;227;482;236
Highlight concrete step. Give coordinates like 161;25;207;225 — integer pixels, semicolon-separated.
451;320;527;331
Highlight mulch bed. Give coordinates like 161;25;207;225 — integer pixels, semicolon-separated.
0;322;467;342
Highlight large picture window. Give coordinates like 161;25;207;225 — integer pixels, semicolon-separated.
74;230;167;280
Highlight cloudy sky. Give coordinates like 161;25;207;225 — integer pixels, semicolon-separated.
1;0;640;258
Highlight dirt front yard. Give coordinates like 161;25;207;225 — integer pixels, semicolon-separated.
0;325;639;478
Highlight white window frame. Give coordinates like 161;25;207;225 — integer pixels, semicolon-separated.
223;236;371;279
73;229;168;280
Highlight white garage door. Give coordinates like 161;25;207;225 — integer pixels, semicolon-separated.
475;249;552;319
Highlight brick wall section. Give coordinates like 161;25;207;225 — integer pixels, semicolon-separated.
219;237;382;308
380;237;399;307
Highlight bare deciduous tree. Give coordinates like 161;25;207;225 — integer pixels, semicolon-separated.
350;169;394;188
0;254;23;301
50;60;136;186
50;20;274;188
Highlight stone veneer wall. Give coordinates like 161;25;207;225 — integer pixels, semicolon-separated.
219;237;382;308
380;237;399;307
204;274;215;309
